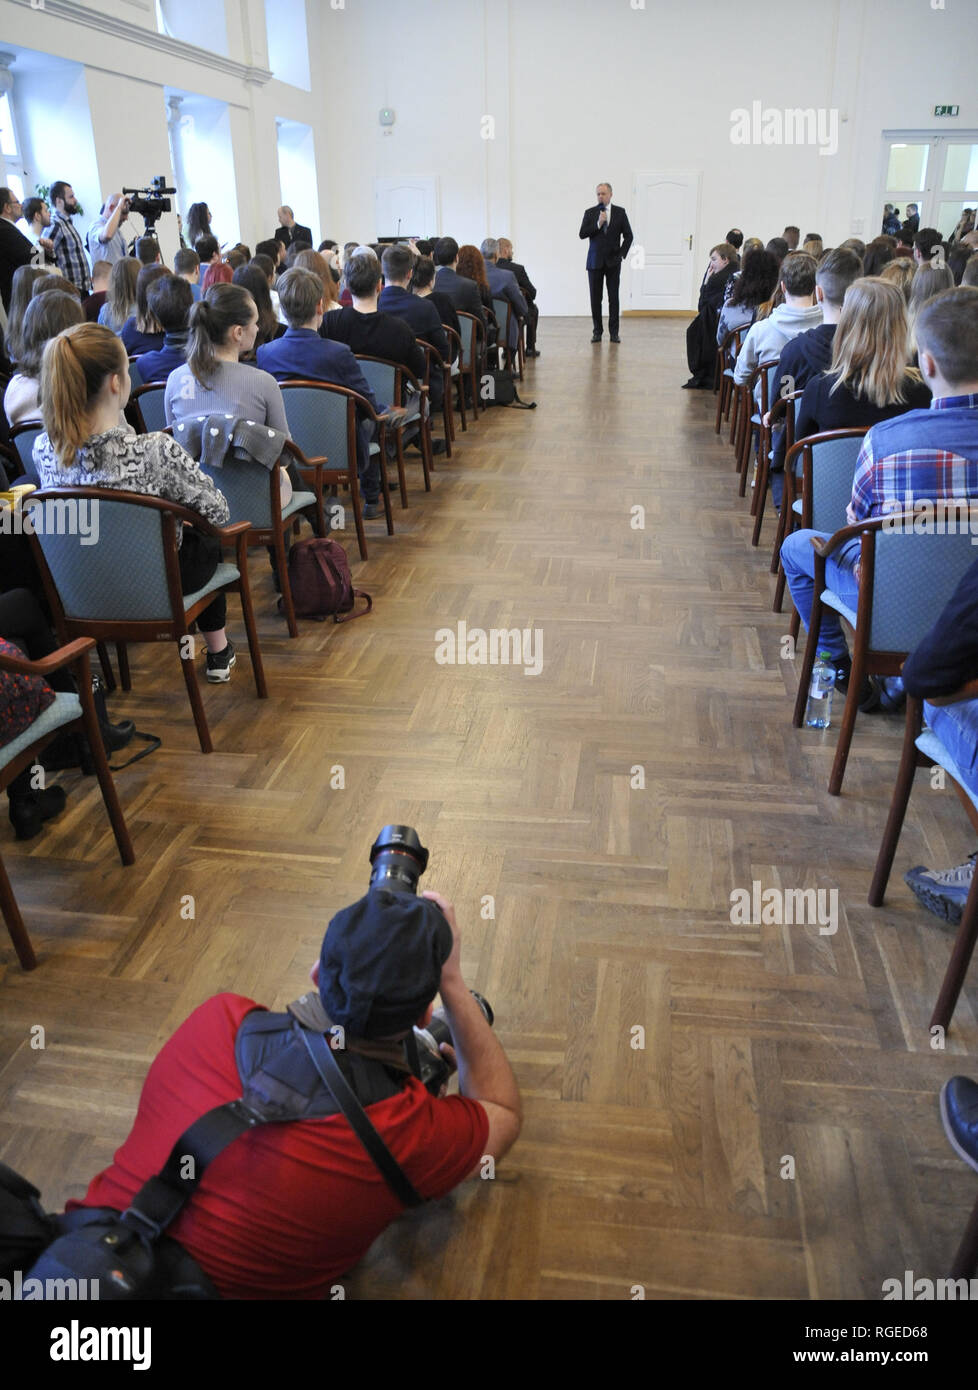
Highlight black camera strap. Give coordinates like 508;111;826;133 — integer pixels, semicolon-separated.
295;1023;425;1209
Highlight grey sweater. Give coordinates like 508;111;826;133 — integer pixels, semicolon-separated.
165;360;291;438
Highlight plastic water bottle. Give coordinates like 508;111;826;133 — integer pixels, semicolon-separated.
805;651;836;729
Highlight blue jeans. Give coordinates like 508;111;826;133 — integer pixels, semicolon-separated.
781;529;861;662
924;699;978;802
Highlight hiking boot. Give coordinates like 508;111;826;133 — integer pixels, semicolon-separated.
904;852;977;925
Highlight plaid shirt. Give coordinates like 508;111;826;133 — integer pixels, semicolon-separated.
847;394;978;524
51;210;92;293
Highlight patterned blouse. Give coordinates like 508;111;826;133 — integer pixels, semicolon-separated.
33;427;230;534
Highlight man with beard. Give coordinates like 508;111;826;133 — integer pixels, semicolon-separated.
49;180;92;294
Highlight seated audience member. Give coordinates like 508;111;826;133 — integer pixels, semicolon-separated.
802;235;824;260
716;249;779;350
839;237;866;258
457;243;494;318
964;254;978;289
135;236;162;267
914;228;945;265
61;885;518;1298
900;557;978;919
432;237;486;328
379;243;450;410
230;243;252;264
4;291;84;427
257;267;397;519
685;242;739;388
411;255;460;361
165;283;291;443
907;263;956;358
766;237;789;270
174;247;202;302
255;238;286;274
863;238;894;276
893;230;915;259
33;275;81;302
879;255;915;303
496;237;539;356
726;228;744;253
250;253;281;319
285;239;315;273
294;250;342;313
781;287;978;697
85;260;112;323
232;263;284;350
34;322;237;683
98;255;140;333
723;237;764;305
224;250;247;273
135;274;194;384
121;265;167;356
197;235;233;295
949;244;972;286
783;226;801;251
733;252;821;400
480;237;528;354
4;266;48;363
323;254;426;384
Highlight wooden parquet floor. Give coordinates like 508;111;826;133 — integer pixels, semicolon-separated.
1;318;976;1300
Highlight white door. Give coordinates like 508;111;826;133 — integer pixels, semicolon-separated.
374;177;439;241
877;132;978;239
629;171;700;311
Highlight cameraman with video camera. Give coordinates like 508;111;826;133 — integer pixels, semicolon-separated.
86;192;129;265
26;827;521;1300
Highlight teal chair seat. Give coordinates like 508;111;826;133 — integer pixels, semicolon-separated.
0;693;81;772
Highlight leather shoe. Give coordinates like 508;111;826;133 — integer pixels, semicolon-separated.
363;500;385;519
941;1076;978;1172
9;786;67;841
432;439;447;456
591;333;602;343
526;349;540;357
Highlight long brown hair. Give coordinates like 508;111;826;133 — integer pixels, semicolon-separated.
186;283;256;386
457;244;489;291
105;256;140;330
40;322;127;467
828;278;915;406
135;265;167;334
6;265;49;362
19;292;84;379
295;249;341;309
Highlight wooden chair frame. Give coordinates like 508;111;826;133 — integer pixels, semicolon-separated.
455;312;486;420
355;355;432;507
0;637;134;969
418;338;455;458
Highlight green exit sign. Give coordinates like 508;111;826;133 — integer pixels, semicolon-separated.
934;104;960;117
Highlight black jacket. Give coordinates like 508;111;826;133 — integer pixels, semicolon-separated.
497;257;536;302
275;223;313;250
579;205;633;270
795;372;931;442
321;305;426;383
903;557;978;699
429;290;460;361
434;265;485;326
0;217;35;312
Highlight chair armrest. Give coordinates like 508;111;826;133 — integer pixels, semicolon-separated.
810;510;915;560
0;636;95;678
210;520;252;544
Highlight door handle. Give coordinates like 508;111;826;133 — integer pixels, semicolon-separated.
688;234;693;250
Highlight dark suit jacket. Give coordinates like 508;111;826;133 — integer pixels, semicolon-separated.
0;217;36;312
377;285;450;364
429;289;460;361
497;258;536;302
579;204;634;271
256;327;382;411
434;264;485;326
486;264;527;348
274;223;313;250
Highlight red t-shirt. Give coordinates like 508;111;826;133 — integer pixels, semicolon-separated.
67;993;489;1298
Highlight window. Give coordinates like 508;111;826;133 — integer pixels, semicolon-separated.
0;83;28;210
879;133;978;240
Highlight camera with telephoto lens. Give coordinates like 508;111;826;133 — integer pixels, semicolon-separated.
121;175;176;232
367;825;495;1092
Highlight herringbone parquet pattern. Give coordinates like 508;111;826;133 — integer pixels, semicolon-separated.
1;318;975;1299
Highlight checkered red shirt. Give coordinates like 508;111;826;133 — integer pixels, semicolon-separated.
847;393;978;524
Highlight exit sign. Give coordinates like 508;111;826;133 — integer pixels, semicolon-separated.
935;105;960;116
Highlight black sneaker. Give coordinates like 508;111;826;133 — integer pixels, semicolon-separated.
9;786;67;841
205;640;236;683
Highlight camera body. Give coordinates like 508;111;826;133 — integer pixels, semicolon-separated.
413;993;494;1095
121;176;176;232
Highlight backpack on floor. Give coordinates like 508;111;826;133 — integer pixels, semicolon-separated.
482;368;537;410
284;537;372;623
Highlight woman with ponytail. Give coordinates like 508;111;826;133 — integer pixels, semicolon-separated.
34;323;240;683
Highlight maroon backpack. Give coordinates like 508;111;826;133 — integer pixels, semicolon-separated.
284;538;372;623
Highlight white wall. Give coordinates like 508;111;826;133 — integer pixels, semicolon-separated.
1;0;976;312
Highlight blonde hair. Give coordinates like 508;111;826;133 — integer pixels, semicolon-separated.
802;236;823;259
294;248;341;309
828;277;913;407
40;322;127;468
907;262;956;355
105;257;139;331
878;256;915;304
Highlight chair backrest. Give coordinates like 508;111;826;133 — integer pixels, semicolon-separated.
196;454;277;532
456;312;476;369
280;382;353;471
868;524;978;652
26;490;175;622
132;384;167;434
129;357;144;391
355;357;398;410
492;297;512;343
758;359;781;414
10;426;42;484
802;430;867;533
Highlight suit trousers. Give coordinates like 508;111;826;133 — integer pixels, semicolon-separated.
588;264;621;335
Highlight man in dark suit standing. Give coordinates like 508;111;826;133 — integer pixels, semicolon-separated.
579;181;633;343
274;205;313;251
0;186;36;312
